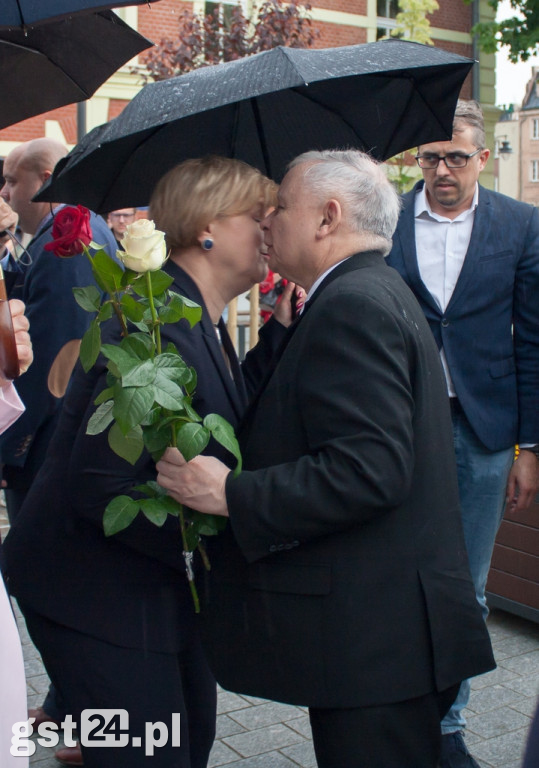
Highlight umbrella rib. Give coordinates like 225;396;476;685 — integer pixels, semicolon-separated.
288;87;375;156
15;0;25;27
250;98;273;178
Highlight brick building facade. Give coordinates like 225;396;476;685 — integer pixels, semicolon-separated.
0;0;498;186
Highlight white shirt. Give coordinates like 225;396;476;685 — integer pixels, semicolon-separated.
414;184;479;396
304;257;351;307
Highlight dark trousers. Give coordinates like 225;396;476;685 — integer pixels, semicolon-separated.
21;604;216;768
309;685;459;768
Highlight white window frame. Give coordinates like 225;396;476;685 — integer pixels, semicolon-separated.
532;118;539;140
531;159;539;182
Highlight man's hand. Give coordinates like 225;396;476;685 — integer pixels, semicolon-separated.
0;300;32;388
506;450;538;514
0;199;18;245
156;447;230;517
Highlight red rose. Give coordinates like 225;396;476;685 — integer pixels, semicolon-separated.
44;205;93;258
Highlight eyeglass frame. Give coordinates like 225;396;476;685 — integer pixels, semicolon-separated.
109;211;136;220
415;148;483;170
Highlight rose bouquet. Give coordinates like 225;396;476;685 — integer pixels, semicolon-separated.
45;205;241;611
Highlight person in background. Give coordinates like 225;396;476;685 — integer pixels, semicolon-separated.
0;138;118;766
156;149;495;768
4;157;294;768
106;208;137;249
386;99;539;768
0;299;32;768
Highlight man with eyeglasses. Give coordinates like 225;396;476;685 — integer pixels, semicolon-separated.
388;99;539;768
106;208;137;249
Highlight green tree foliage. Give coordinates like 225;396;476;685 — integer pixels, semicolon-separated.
391;0;440;45
469;0;539;63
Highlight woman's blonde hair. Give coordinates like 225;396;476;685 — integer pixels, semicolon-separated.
149;156;278;249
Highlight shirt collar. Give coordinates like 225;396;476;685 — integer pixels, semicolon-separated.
415;182;479;223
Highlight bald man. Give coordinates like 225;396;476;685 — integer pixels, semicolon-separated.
0;138;117;519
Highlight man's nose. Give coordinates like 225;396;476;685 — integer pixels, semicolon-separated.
0;184;8;201
435;159;451;176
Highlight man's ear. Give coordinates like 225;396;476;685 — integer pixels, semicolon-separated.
316;199;341;240
38;169;52;186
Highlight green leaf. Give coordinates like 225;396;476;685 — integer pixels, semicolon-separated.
103;495;139;536
80;320;102;372
97;302;113;322
73;284;101;313
142;420;172;458
108;422;144;464
113;384;156;434
121;293;145;323
131;269;173;298
176;422;210;461
182;400;202;423
120;332;155;361
91;249;125;295
155;353;192;386
121;359;157;388
139;498;169;527
152;371;186;410
94;386;115;406
185;367;197;395
167;292;202;328
203;413;242;475
86;400;114;435
101;344;139;376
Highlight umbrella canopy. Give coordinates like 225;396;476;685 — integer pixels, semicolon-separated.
0;10;153;129
36;39;474;213
0;1;161;28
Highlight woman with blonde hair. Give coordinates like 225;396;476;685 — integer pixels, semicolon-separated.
5;157;295;768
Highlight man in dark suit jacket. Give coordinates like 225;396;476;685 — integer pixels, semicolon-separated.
0;139;118;522
157;149;495;768
386;100;539;767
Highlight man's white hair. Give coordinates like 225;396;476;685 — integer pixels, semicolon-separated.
288;149;401;254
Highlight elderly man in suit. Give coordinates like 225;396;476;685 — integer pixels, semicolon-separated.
386;100;539;768
156;149;495;768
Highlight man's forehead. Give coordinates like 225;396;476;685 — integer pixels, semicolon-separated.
420;126;475;154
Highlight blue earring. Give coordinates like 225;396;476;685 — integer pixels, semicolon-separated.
202;238;213;251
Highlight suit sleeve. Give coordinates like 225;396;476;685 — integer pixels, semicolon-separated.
514;205;539;445
241;316;288;400
226;290;417;562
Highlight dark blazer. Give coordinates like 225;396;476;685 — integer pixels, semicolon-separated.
0;211;118;486
4;261;285;652
387;182;539;451
201;252;495;709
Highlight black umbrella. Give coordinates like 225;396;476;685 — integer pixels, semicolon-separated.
36;39;474;213
0;1;160;28
0;10;153;129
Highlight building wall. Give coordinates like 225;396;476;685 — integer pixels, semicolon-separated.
0;0;497;187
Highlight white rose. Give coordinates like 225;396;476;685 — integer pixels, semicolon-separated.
120;219;167;272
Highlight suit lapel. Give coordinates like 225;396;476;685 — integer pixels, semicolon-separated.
240;251;385;432
165;260;246;422
446;186;491;313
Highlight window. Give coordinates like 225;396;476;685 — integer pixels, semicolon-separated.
376;0;399;40
532;160;539;182
532;118;539;140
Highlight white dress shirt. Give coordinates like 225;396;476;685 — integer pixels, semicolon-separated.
414;183;479;396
